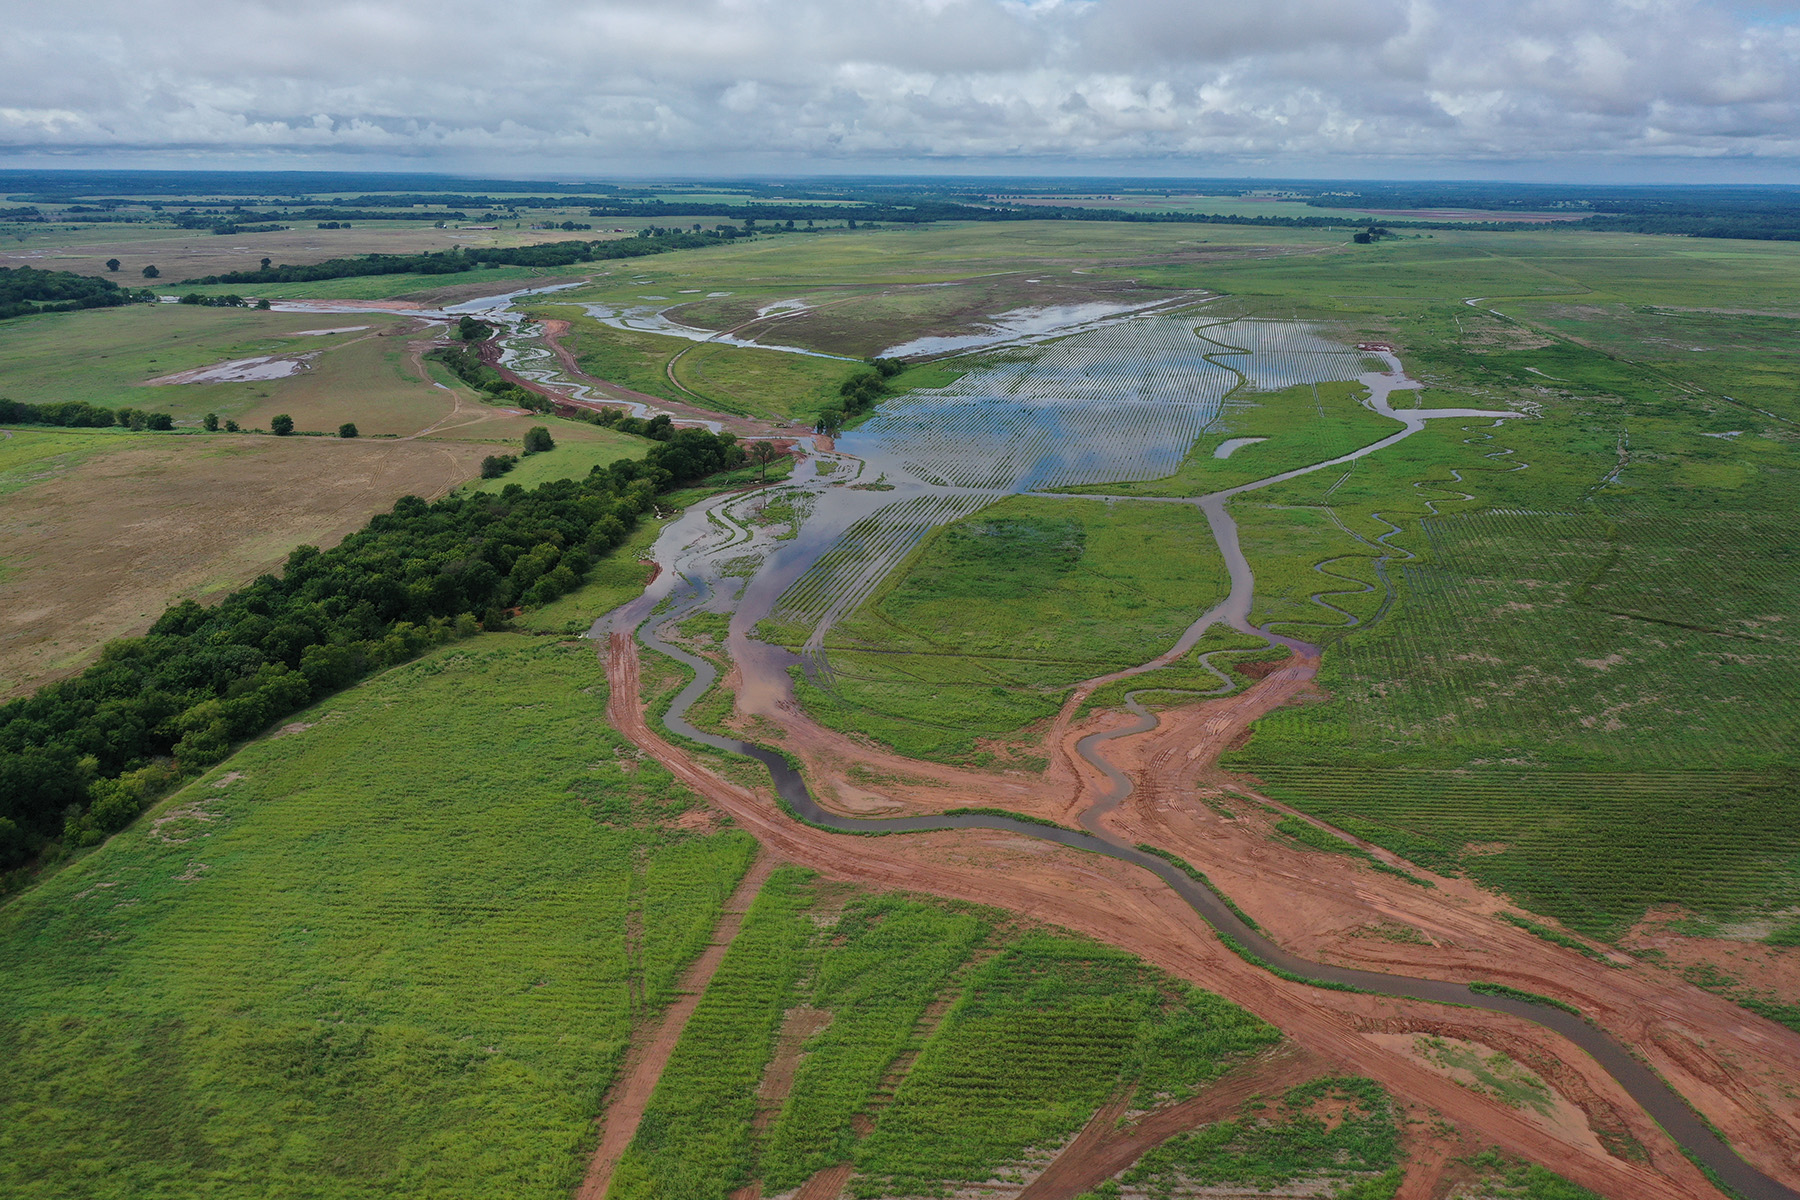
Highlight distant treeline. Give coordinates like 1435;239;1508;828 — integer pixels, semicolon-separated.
0;397;179;431
0;427;746;871
0;267;151;322
180;228;746;286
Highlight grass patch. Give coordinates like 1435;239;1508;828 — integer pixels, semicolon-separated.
1499;913;1617;965
1121;1076;1402;1197
610;867;817;1200
1273;817;1435;888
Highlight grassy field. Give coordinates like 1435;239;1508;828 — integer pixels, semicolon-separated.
0;303;416;416
791;495;1230;763
0;635;757;1199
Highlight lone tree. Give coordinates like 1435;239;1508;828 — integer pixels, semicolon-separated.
338;422;358;439
141;265;160;279
749;440;781;482
522;425;555;455
105;258;120;272
270;414;295;436
814;407;844;437
260;257;271;270
202;412;219;432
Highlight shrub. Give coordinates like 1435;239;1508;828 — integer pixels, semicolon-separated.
270;414;295;436
523;426;555;455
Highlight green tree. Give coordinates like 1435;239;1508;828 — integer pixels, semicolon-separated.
523;425;555;455
270;414;295;436
141;265;159;279
338;422;358;438
255;298;270;310
749;440;781;482
458;315;486;341
147;413;174;431
260;257;271;270
224;418;240;432
815;407;844;437
105;258;120;272
202;412;219;432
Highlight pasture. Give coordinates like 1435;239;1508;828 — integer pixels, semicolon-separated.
0;635;758;1199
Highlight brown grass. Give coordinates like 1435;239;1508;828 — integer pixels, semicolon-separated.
0;434;484;698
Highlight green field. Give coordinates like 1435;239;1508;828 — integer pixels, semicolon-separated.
0;303;421;423
0;635;756;1199
790;495;1231;763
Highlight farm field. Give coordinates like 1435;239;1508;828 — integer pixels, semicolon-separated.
0;428;489;698
607;876;1292;1199
0;635;758;1199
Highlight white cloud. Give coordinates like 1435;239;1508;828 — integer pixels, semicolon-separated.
0;0;1795;176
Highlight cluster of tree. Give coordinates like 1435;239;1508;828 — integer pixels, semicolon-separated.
317;221;351;229
0;397;178;430
0;427;744;870
176;293;263;308
0;206;41;219
429;343;554;413
533;220;592;231
0;266;153;322
180;230;738;287
815;358;902;434
1351;225;1394;244
201;413;242;432
480;453;518;478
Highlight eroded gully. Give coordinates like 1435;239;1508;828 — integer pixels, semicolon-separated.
619;354;1799;1200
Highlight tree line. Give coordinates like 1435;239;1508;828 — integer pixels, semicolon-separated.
0;429;746;877
180;228;747;287
0;267;153;322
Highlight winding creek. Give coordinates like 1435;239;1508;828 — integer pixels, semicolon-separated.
553;302;1799;1198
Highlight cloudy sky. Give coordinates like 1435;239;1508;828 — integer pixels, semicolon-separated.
3;0;1798;180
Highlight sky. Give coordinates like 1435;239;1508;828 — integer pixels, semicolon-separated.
3;0;1799;182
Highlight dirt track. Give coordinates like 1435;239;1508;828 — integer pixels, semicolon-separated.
576;853;781;1200
605;633;1790;1199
